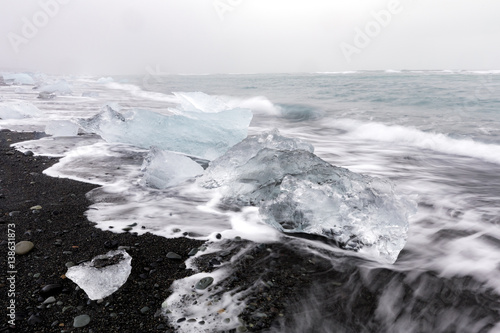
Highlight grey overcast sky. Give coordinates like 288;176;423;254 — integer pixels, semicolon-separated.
1;0;500;75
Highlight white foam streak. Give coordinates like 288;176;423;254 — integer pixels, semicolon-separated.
43;142;145;185
228;207;281;243
164;268;246;333
333;119;500;165
221;95;282;116
105;82;179;104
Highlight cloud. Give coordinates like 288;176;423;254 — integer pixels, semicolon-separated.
0;0;499;75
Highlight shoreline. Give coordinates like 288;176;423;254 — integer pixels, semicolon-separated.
0;130;379;333
4;131;499;332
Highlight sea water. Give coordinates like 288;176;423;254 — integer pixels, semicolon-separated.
1;70;500;332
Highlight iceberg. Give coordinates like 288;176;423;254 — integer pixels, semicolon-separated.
78;94;252;160
141;147;204;189
199;130;416;263
66;250;132;300
45;120;80;137
39;80;72;96
0;101;43;119
2;73;35;85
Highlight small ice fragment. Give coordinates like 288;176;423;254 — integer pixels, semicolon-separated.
140;147;204;189
66;250;132;300
39;80;72;96
37;92;56;100
0;101;43;119
45;120;80;137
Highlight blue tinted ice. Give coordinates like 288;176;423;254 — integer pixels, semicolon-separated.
78;93;252;160
2;73;35;85
39;80;72;95
140;147;204;189
199;130;416;263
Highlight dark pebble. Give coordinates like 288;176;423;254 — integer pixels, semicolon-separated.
104;240;119;249
166;252;182;260
195;277;214;290
28;314;43;325
40;284;63;297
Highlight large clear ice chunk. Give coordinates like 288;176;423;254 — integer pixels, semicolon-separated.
78;95;252;160
199;130;416;263
66;250;132;300
0;101;43;119
141;147;204;189
200;129;314;189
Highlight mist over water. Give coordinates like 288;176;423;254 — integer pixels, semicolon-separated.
2;71;500;332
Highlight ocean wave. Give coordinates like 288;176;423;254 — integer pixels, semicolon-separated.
333;119;500;165
220;95;281;116
105;82;178;103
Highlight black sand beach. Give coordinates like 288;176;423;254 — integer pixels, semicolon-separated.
0;130;378;333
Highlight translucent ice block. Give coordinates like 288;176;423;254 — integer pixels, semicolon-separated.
199;130;416;263
141;147;204;189
66;250;132;300
78;96;252;160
